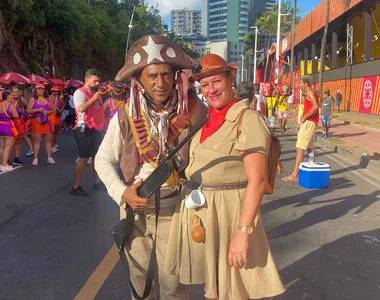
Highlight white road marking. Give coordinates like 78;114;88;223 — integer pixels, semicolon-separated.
321;148;380;189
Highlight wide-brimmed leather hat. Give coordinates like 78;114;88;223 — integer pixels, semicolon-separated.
190;54;238;82
115;35;196;82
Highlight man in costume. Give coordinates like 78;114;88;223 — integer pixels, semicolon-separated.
94;35;207;299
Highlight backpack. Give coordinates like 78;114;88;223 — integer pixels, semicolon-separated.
237;108;281;195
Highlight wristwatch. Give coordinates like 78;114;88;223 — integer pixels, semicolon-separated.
237;225;254;235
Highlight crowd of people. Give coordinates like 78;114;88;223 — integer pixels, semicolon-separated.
0;78;129;175
0;84;66;172
0;33;341;299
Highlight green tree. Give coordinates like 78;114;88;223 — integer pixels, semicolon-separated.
244;0;300;81
0;0;173;79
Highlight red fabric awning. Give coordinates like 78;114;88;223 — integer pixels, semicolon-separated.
49;78;66;86
0;72;31;84
65;78;84;88
27;74;49;85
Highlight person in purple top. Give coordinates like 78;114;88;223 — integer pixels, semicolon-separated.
0;90;20;172
103;81;127;133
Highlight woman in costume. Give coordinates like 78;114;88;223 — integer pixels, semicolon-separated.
0;90;19;172
165;54;285;300
103;82;127;132
10;86;28;166
50;86;65;153
26;84;56;166
23;87;35;157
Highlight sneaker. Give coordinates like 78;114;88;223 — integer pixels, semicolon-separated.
55;144;59;148
70;186;89;197
0;165;14;172
32;158;38;166
87;157;93;165
93;181;106;191
47;157;56;164
25;149;34;157
13;158;24;166
52;146;59;154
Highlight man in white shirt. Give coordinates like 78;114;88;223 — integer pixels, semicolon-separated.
95;35;206;299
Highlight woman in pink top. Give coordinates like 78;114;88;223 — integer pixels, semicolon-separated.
0;90;20;172
26;84;56;166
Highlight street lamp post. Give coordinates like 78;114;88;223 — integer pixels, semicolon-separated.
250;26;258;83
275;0;282;84
240;54;245;82
126;6;136;53
275;1;291;85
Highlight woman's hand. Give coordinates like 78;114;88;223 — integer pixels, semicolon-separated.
228;230;249;269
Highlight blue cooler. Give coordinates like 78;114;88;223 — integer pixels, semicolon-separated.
299;162;331;189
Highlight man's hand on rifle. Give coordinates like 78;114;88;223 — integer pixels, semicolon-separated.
121;179;149;210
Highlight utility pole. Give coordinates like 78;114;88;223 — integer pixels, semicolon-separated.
241;54;245;82
250;26;259;83
289;0;297;87
275;0;282;85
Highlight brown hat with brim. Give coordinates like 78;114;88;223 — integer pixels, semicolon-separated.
190;54;238;83
115;35;196;82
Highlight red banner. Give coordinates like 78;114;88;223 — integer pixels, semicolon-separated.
359;76;377;114
260;82;271;96
255;70;261;83
293;70;300;104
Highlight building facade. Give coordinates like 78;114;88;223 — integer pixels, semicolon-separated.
171;9;202;37
200;0;250;67
258;0;380;115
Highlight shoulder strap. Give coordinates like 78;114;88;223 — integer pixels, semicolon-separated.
237;107;250;137
118;103;130;140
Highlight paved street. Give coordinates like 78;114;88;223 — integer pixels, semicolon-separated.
0;131;379;300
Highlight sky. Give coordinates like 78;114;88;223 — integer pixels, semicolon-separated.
144;0;322;27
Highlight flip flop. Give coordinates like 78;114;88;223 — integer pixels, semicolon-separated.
281;176;297;185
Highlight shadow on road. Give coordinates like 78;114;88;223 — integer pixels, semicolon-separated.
267;190;380;240
269;228;380;300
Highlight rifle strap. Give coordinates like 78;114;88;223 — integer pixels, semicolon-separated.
120;189;160;300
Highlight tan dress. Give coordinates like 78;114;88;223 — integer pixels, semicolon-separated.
165;100;285;299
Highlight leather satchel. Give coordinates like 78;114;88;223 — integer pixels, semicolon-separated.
237;108;281;195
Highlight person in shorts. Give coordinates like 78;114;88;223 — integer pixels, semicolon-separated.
321;90;334;138
267;89;278;135
335;89;342;112
282;75;319;183
71;69;105;196
277;85;290;134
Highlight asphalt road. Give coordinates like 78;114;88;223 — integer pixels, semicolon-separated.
0;131;379;300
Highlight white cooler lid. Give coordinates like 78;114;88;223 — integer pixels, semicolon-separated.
300;162;331;170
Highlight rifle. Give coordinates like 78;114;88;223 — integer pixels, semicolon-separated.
113;114;210;252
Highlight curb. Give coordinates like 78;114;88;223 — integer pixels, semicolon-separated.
286;124;380;176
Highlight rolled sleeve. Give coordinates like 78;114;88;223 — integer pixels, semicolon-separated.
94;112;127;206
234;110;270;155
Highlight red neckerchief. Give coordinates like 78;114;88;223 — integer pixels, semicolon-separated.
200;100;238;143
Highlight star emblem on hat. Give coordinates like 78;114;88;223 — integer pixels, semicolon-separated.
142;36;164;64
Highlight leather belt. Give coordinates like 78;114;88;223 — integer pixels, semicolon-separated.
160;189;179;200
180;180;248;191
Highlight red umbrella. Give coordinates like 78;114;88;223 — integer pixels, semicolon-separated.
27;73;49;85
49;78;66;86
65;78;84;88
0;72;30;84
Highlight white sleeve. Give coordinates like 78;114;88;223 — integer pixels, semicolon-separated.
94;112;127;206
